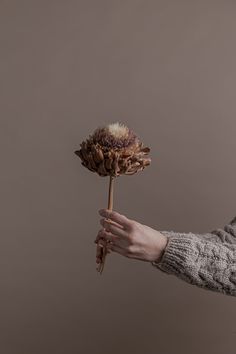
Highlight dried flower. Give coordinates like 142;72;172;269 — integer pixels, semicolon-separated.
74;122;151;177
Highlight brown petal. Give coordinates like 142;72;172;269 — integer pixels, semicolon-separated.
112;154;120;176
86;162;96;172
93;146;104;163
107;151;113;167
105;155;113;170
81;148;90;162
91;145;99;163
97;160;108;176
143;158;151;165
130;161;140;168
87;153;97;170
80;141;87;149
97;147;104;161
74;150;83;160
140;147;150;153
121;151;131;158
125;169;138;175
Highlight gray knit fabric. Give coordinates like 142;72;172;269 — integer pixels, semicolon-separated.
151;215;236;297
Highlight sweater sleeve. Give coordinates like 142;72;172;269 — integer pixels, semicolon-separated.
151;215;236;297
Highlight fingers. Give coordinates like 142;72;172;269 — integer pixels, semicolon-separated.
95;241;125;264
95;229;120;244
102;219;124;230
99;209;132;230
98;209;130;229
96;209;133;264
95;233;127;264
100;218;127;238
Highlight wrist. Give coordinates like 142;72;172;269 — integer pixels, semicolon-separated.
151;232;169;264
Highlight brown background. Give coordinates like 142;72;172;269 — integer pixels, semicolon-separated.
1;1;236;354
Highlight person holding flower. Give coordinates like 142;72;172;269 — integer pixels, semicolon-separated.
95;209;236;297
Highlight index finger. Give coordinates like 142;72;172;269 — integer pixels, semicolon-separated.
98;209;132;230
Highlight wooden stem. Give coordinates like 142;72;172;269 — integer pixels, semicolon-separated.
96;175;115;274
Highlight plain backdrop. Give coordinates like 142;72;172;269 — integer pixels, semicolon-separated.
1;1;236;354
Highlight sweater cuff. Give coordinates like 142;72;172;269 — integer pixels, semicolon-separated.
151;232;198;275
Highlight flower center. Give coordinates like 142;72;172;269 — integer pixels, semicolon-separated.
107;122;129;140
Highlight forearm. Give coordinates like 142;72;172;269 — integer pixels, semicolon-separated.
151;216;236;297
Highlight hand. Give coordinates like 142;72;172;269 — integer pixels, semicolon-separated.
95;209;168;264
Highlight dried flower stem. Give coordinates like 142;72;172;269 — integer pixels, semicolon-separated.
96;175;115;274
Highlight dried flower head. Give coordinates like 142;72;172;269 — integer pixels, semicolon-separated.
74;122;151;177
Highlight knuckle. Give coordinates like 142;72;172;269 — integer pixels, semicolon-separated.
126;245;133;255
102;230;111;240
128;220;136;231
100;230;107;238
102;219;111;231
109;211;117;220
127;233;135;245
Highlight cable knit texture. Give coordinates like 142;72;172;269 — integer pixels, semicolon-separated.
151;215;236;296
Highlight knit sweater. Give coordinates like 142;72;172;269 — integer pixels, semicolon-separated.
151;215;236;297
